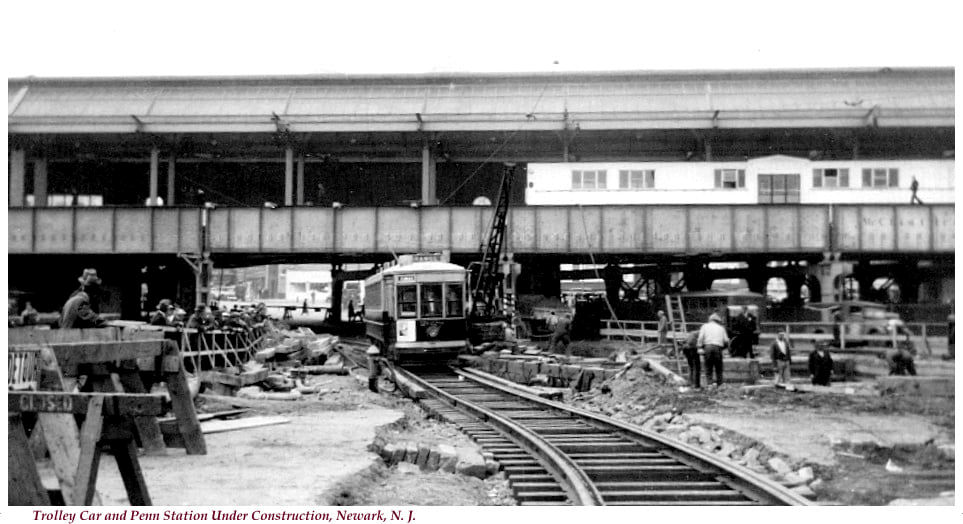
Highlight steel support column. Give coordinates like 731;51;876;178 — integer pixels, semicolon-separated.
167;153;176;205
34;158;48;208
9;149;26;206
284;148;294;206
296;154;305;205
421;144;437;205
330;264;344;323
149;148;160;206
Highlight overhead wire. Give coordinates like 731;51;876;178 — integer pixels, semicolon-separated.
438;83;551;206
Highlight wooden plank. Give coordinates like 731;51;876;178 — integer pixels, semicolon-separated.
8;414;52;505
43;340;166;370
109;438;151;506
35;346;103;505
200;368;269;388
161;342;206;455
9;392;164;416
8;327;120;345
201;416;291;434
73;396;104;505
116;365;167;455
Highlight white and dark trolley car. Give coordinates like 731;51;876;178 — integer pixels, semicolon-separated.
363;254;469;363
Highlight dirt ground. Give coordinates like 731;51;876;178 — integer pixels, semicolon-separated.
89;372;509;506
569;353;955;505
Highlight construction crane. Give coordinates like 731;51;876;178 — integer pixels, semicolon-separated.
469;163;517;323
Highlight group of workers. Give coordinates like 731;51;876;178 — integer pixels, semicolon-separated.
150;300;270;332
672;307;836;390
54;267;271;336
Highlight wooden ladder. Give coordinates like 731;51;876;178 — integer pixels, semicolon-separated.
664;295;687;375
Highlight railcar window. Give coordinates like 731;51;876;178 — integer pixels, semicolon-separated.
714;169;746;189
571;170;607;189
618;170;655;189
446;284;464;317
420;284;443;318
862;168;899;188
813;168;849;188
398;286;417;318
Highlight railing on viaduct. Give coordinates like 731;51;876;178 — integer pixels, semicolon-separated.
7;204;955;256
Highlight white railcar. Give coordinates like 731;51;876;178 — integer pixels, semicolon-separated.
525;155;954;205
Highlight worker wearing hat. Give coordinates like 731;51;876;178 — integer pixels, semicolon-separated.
696;313;729;388
60;268;106;329
150;299;172;326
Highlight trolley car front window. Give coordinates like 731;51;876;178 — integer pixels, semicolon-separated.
398;286;417;318
446;284;464;317
420;284;443;318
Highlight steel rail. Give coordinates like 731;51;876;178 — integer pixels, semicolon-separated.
456;367;812;506
394;367;605;506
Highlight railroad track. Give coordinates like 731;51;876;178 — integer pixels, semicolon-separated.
397;366;811;506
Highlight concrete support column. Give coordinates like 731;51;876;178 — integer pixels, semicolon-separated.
167;153;176;205
149;148;160;206
813;260;852;303
421;144;437;205
9;149;26;206
34;159;48;207
296;154;305;205
284;148;294;206
704;137;712;162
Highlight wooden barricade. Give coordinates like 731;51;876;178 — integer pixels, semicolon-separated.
9;389;164;505
8;329;205;473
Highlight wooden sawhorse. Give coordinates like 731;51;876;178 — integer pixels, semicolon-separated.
8;391;165;505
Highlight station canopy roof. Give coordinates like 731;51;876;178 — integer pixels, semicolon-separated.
8;68;954;135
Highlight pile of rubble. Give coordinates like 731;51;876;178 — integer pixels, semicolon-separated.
369;438;497;479
644;412;821;498
201;328;344;399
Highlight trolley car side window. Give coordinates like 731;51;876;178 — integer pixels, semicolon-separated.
398;286;417;318
446;284;464;317
420;284;443;318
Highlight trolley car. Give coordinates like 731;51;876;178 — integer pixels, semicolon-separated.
363;254;469;363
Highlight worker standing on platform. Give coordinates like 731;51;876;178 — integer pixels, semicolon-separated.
910;177;923;204
697;313;729;388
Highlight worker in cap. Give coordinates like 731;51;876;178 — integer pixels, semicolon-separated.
150;299;172;326
697;312;729;388
366;345;382;393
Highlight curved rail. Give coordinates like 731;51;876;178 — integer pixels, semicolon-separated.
456;367;812;506
394;367;604;506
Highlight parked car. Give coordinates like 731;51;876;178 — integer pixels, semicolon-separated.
804;300;905;346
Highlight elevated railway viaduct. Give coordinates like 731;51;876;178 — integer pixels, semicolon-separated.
7;68;954;318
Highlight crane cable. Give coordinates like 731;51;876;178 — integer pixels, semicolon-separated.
575;204;636;343
438;83;551;206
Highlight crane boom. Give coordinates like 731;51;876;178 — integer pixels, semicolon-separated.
470;163;517;321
